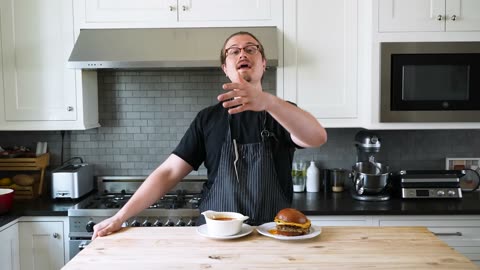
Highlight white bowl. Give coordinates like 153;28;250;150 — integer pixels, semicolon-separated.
201;210;249;236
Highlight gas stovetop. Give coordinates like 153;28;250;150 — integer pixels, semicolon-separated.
69;176;205;216
80;191;201;210
68;176;206;233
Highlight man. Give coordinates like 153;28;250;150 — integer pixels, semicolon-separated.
92;31;327;239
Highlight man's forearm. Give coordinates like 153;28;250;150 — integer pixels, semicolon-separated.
264;92;327;148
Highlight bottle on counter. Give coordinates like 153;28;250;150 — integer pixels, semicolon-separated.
306;161;319;192
292;161;307;192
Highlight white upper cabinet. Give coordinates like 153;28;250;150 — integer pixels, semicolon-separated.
0;0;99;130
446;0;480;31
75;0;281;28
283;0;360;127
379;0;480;32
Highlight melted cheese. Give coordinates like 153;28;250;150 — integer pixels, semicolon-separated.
274;217;311;229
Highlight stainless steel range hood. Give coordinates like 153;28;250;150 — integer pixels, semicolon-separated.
67;27;278;69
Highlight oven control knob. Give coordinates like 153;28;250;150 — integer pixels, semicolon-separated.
164;219;175;227
176;219;186;227
186;219;196;226
130;220;141;227
448;190;456;196
437;190;445;196
142;220;152;227
153;220;163;227
86;221;96;233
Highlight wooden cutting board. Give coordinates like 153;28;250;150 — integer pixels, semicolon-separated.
62;226;477;269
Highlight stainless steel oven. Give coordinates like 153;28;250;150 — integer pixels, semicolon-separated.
68;176;205;259
380;42;480;122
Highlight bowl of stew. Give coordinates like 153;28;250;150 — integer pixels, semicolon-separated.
201;210;249;236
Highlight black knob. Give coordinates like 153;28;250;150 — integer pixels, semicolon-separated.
142;220;152;227
153;220;163;227
176;220;186;227
186;219;196;226
86;221;96;232
164;219;174;227
130;220;140;227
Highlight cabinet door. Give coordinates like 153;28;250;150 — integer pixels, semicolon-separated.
446;0;480;31
81;0;177;25
378;0;445;32
0;224;20;270
283;0;358;121
179;0;272;22
19;221;65;270
0;0;77;121
308;216;373;227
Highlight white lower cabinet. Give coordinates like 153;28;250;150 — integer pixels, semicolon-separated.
0;222;20;270
308;215;373;226
18;217;69;270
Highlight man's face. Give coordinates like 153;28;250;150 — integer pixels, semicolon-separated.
222;34;266;83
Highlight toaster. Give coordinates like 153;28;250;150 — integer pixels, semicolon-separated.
52;163;94;199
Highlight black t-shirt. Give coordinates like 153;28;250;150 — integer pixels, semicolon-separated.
173;102;299;201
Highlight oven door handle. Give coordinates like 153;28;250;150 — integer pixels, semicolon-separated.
78;241;90;250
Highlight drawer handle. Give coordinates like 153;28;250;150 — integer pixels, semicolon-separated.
434;232;462;236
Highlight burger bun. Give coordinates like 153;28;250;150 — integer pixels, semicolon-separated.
274;208;311;236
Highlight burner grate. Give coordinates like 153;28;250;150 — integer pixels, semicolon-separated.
83;190;201;210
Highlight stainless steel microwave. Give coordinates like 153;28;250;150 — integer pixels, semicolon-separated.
380;42;480;122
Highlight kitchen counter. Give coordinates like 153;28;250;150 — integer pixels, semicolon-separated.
2;190;480;228
61;226;476;269
0;194;87;227
293;190;480;216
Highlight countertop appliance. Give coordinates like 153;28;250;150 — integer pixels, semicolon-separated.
394;170;465;199
52;163;93;199
380;41;480;123
351;130;391;201
68;176;206;260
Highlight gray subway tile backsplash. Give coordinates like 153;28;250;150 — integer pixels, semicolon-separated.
0;69;479;178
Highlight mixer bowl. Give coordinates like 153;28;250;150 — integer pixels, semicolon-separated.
352;162;390;195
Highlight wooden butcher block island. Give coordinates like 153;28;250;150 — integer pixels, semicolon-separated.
62;226;477;269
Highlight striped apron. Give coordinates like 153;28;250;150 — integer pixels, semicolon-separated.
198;113;290;226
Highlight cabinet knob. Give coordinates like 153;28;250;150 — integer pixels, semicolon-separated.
451;14;457;21
169;5;176;11
53;233;60;239
436;14;443;21
182;5;188;11
67;106;74;112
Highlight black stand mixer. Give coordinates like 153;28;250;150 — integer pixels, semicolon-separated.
351;130;391;201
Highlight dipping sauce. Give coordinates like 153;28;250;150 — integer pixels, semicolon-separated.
268;229;278;235
213;217;235;221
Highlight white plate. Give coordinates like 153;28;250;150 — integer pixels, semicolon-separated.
197;224;253;240
256;222;321;240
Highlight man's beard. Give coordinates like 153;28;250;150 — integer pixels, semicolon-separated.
241;73;252;82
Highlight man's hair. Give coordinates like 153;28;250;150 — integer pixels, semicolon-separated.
220;31;266;65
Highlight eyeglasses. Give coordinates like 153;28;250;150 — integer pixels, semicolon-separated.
225;45;260;57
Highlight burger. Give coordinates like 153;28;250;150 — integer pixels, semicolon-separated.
274;208;311;236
